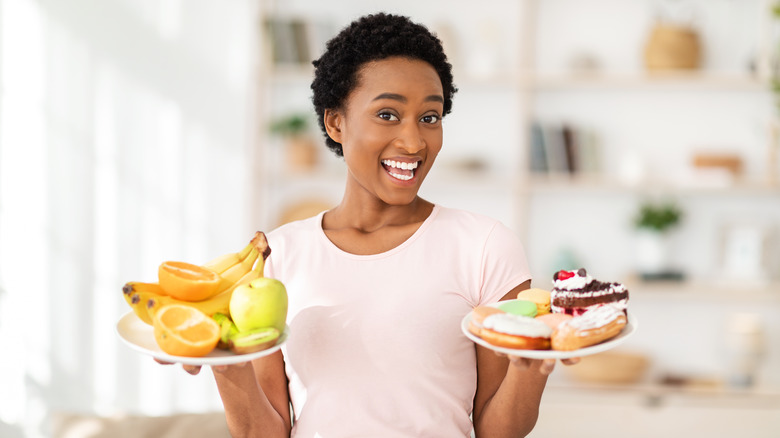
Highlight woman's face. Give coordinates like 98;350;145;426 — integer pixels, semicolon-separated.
326;56;444;207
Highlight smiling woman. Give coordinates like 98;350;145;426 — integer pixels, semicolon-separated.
323;57;445;209
193;12;577;438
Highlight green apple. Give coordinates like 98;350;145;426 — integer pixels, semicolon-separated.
229;277;288;333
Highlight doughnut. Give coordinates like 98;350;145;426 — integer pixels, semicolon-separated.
535;313;572;331
479;313;552;350
516;288;551;315
468;306;506;337
498;299;537;318
551;304;627;351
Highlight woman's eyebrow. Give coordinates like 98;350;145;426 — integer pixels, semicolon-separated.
373;92;406;103
372;93;444;103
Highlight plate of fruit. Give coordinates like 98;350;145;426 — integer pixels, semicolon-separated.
116;231;290;366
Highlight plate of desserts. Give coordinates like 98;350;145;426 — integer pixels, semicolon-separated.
462;269;637;360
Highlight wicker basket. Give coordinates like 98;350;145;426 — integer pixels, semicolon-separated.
644;24;701;71
564;351;650;384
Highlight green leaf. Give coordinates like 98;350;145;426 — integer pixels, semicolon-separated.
634;201;683;232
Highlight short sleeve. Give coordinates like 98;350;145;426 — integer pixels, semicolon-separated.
478;221;532;305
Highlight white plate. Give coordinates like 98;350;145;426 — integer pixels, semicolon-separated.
461;305;637;360
116;311;288;366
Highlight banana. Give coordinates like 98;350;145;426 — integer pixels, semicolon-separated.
122;282;166;325
146;232;271;319
214;246;259;291
122;281;165;302
121;283;163;325
202;232;261;275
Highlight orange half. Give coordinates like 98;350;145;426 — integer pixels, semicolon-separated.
153;304;220;357
158;261;222;301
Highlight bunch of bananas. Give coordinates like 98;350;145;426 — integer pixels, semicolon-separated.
122;231;271;325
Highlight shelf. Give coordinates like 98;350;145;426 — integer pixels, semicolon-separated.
524;71;769;91
623;278;780;302
545;381;780;407
520;174;780;196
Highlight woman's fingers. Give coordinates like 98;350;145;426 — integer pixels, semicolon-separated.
539;358;556;375
498;351;574;375
154;358;202;375
561;357;581;366
182;364;202;375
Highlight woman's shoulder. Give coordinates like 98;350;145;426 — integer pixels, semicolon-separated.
267;212;324;245
433;205;504;230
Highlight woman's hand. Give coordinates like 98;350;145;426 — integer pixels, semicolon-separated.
501;354;580;375
153;358;203;375
154;358;253;375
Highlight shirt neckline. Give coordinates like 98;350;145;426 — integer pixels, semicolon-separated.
314;204;441;260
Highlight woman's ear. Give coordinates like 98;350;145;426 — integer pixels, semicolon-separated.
323;109;343;144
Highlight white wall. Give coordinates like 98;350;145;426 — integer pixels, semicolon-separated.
0;0;259;436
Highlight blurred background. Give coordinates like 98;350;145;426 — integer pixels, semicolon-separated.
1;0;779;436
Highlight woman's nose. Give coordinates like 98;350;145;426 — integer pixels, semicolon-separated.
394;121;425;153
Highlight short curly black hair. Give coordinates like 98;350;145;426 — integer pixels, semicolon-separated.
311;13;457;157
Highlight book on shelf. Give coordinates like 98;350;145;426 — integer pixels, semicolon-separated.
529;121;601;177
263;17;335;68
529;122;548;173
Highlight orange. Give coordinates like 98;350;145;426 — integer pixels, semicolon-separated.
153;304;220;357
158;261;222;301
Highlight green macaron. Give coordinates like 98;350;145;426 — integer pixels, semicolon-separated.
498;299;538;318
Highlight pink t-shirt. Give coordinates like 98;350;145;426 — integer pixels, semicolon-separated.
265;205;531;437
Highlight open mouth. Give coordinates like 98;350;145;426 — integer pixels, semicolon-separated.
381;159;420;182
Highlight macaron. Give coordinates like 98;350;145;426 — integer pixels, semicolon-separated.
498;299;538;318
516;288;551;315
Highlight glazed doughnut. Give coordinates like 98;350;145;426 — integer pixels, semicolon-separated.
468;306;506;337
551;304;627;351
479;313;552;350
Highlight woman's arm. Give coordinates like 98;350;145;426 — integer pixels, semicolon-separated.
212;351;292;438
472;280;561;438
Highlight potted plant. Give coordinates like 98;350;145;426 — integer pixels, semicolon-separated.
270;112;318;172
633;200;683;276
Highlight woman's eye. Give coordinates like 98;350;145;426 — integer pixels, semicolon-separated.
378;112;399;121
421;114;440;124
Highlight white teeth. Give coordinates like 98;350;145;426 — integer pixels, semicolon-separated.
382;159;419;170
388;172;413;181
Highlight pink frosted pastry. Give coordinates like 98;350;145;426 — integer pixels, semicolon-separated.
535;313;573;331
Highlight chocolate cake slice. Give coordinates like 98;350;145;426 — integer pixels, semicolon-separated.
550;268;629;316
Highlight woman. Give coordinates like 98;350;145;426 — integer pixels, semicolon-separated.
190;13;576;437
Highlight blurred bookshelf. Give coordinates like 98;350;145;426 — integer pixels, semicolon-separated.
253;1;779;273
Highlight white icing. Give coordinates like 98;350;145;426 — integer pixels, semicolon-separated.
566;304;625;332
552;272;593;290
483;313;552;338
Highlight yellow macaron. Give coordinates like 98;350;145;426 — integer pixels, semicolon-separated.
516;288;551;315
